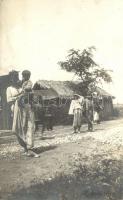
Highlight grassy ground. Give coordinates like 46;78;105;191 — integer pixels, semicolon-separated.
1;118;123;200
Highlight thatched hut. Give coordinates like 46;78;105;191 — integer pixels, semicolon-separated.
34;80;115;122
33;81;76;124
0;77;115;130
96;87;114;120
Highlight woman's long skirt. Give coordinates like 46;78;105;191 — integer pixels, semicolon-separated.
12;101;35;150
73;109;82;128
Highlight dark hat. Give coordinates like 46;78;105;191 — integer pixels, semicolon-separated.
22;70;31;76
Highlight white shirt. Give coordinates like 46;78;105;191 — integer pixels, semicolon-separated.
68;96;84;115
6;86;22;112
6;86;22;103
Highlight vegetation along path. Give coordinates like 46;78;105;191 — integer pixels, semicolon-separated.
1;118;123;200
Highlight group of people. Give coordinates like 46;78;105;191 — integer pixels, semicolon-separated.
6;70;102;158
69;93;102;134
6;70;39;157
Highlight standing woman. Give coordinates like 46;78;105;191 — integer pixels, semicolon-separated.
6;71;25;149
6;71;22;118
69;94;84;134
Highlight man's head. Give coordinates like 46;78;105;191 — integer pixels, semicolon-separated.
22;70;31;81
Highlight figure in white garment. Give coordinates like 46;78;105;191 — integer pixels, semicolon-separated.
69;94;84;133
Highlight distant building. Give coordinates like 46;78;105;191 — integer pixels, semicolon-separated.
0;77;115;130
34;80;115;122
0;74;12;129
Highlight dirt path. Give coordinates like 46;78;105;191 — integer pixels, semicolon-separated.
1;118;123;200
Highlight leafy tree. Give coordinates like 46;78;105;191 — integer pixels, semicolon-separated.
58;46;112;96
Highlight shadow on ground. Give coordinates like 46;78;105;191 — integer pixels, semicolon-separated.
33;145;57;154
39;136;55;140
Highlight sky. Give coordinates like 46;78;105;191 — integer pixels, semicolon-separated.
0;0;123;103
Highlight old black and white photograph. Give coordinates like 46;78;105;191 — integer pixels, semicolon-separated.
0;0;123;199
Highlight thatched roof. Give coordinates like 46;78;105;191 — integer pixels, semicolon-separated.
33;88;58;100
96;87;115;98
33;80;77;98
33;80;114;98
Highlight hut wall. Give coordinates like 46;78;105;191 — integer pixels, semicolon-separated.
101;97;114;120
0;75;12;130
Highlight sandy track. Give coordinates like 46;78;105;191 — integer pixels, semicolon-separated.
0;118;123;199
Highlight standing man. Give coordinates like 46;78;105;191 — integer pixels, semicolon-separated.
21;70;33;92
69;94;84;134
83;95;94;132
20;70;34;150
20;70;39;157
93;92;103;124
